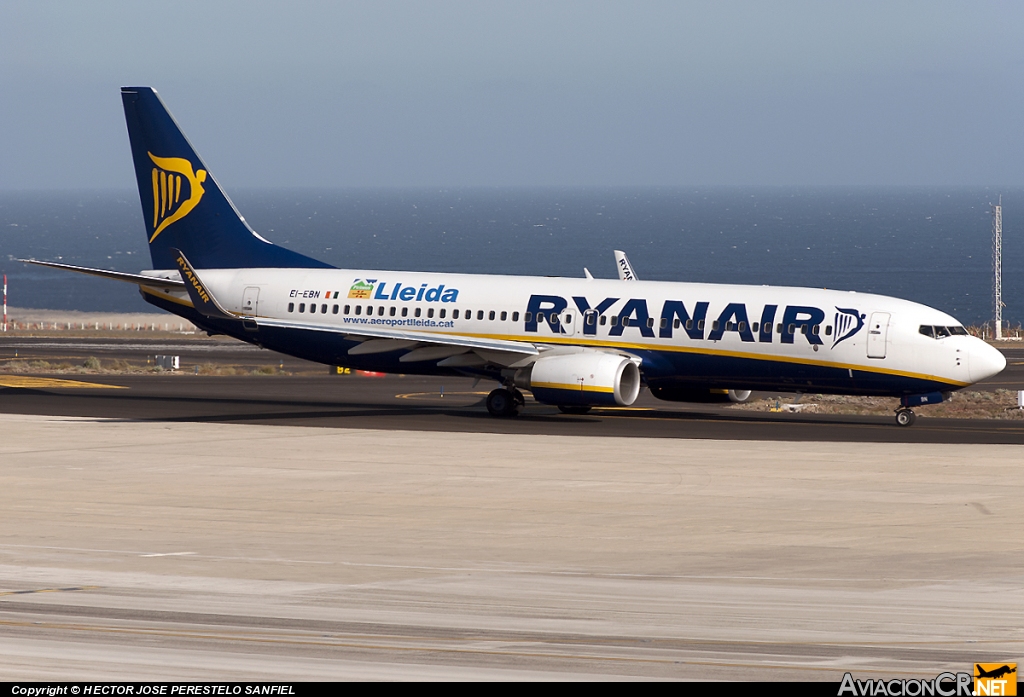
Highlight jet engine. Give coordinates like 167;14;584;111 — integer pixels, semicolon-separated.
516;352;641;407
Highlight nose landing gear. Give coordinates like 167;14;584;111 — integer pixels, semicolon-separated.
895;408;916;427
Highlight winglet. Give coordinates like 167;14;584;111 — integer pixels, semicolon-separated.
614;250;638;281
172;249;237;319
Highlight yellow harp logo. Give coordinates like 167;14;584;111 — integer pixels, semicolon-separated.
148;152;207;243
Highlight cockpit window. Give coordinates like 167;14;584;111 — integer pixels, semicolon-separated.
920;324;967;339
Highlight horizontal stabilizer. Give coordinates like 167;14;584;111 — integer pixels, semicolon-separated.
18;259;184;290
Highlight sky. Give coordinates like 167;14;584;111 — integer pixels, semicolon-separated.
2;0;1024;189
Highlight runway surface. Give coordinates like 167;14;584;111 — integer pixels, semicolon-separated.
1;337;1023;680
2;372;1024;443
1;335;1023;443
0;415;1021;680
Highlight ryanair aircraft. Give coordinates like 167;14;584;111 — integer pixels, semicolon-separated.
24;87;1006;426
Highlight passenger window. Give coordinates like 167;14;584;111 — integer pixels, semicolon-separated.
787;323;795;334
288;303;294;313
647;318;655;328
825;325;832;336
673;319;680;329
712;321;720;331
354;306;361;315
537;312;545;323
600;315;607;326
464;309;471;319
439;309;446;319
524;312;531;322
415;308;422;318
698;320;704;331
310;304;317;314
489;310;495;320
610;316;618;326
586;313;595;326
428;308;434;318
299;303;305;313
811;324;820;335
739;321;747;332
389;307;396;316
477;310;484;320
344;305;350;315
550;314;559;325
453;309;460;319
401;307;408;317
500;311;507;321
512;312;520;322
801;324;808;335
685;320;693;330
564;314;572;323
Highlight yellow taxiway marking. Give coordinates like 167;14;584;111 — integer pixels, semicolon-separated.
0;376;126;390
395;391;490;400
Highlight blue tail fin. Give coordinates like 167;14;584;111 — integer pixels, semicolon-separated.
121;87;333;270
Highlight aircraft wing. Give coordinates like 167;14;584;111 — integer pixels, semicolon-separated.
18;259;185;291
254;316;540;356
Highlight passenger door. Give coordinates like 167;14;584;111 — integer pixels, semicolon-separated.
866;312;890;359
242;286;260;316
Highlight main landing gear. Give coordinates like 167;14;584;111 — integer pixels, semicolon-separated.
486;387;525;417
895;408;917;427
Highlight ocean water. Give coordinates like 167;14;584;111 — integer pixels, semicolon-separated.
0;187;1020;327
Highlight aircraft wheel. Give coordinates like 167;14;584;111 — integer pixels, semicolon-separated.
486;388;521;417
557;405;592;415
895;409;916;427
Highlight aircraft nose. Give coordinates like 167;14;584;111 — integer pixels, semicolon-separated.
968;339;1007;383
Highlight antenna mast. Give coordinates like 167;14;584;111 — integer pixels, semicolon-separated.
992;195;1003;340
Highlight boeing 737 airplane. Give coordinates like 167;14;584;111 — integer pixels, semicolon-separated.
22;87;1006;426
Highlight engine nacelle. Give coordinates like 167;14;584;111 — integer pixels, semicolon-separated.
518;352;641;407
649;386;753;404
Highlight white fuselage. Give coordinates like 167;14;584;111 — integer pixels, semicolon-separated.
143;267;1006;395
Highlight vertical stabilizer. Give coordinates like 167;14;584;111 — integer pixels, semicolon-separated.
121;87;332;270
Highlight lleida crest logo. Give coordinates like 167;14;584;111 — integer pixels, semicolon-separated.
832;307;866;348
148;152;207;243
348;279;376;299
